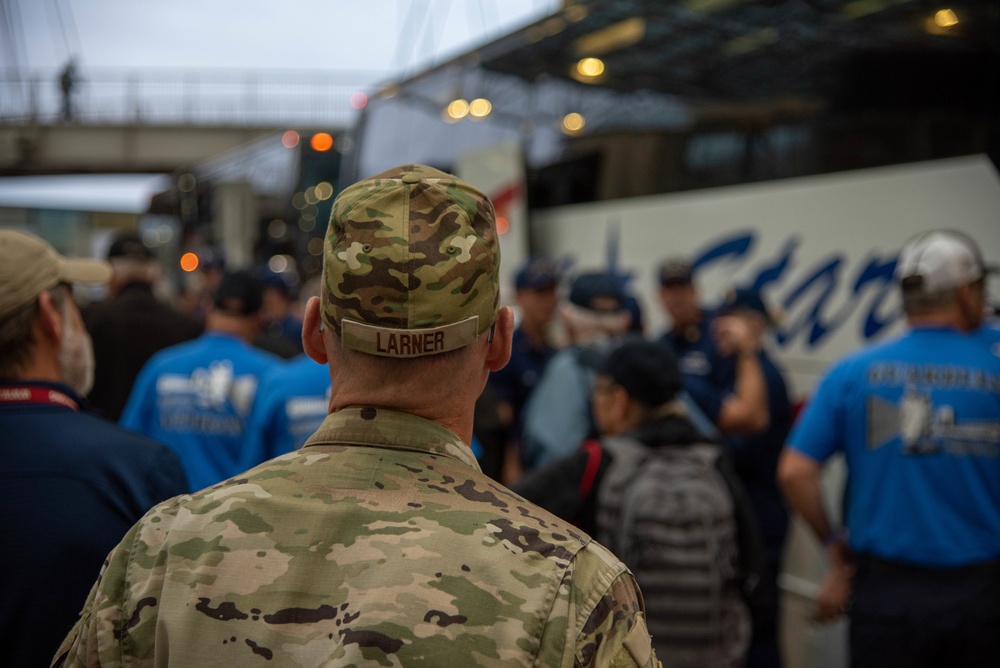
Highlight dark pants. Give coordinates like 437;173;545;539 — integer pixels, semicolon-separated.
850;556;1000;668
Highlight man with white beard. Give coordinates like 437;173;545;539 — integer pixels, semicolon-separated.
0;229;189;668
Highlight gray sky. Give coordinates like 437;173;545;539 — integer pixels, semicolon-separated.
0;1;559;212
10;0;557;78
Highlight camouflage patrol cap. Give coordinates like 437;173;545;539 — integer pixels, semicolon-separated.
321;164;500;358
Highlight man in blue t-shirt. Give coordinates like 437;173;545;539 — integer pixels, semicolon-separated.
121;270;282;491
779;230;1000;668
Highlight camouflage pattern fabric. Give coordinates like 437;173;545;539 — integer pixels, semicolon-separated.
54;408;658;667
322;164;501;358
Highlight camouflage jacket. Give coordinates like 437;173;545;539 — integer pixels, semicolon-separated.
54;407;658;667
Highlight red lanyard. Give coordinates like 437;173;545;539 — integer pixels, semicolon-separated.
0;385;79;411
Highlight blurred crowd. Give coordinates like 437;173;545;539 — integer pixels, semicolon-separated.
2;216;997;668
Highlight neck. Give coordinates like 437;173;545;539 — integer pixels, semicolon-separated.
206;312;256;342
333;392;474;444
907;308;968;332
10;342;63;385
328;358;485;445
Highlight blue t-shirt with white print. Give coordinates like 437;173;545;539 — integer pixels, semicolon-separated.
239;354;331;472
121;332;282;492
788;326;1000;566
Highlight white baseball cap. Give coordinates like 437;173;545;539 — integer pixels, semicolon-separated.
896;230;994;294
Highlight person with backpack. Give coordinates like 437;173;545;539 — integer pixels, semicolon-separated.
516;334;772;668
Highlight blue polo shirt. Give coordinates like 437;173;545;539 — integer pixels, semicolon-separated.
788;326;1000;566
121;332;282;492
239;354;331;471
0;381;188;668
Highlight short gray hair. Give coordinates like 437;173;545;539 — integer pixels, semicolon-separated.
900;280;958;316
0;284;69;379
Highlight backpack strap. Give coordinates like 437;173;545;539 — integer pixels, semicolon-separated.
579;438;603;499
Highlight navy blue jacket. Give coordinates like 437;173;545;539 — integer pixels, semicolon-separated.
0;381;188;667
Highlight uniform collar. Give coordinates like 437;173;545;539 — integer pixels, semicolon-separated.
302;407;481;472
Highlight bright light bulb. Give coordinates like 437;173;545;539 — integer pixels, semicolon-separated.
934;9;958;27
469;98;492;118
562;112;585;134
576;57;605;78
447;99;470;119
180;252;199;272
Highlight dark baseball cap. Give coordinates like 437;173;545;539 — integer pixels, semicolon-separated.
717;287;772;323
598;336;683;408
515;257;560;291
214;270;264;316
107;233;155;261
658;258;693;286
569;273;624;312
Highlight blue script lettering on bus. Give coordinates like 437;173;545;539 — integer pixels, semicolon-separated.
692;231;901;350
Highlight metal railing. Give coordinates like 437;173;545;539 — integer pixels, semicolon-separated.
0;68;386;128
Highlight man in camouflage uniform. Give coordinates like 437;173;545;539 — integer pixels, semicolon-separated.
54;165;659;667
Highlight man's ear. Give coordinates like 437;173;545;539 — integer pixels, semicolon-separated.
35;290;64;346
302;296;328;364
485;306;514;372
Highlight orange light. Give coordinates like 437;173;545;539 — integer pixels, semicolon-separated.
310;133;334;152
180;252;199;272
350;92;368;109
281;130;300;148
496;216;510;235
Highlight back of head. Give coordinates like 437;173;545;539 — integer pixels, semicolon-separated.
0;229;109;379
106;232;159;288
213;270;264;318
321;164;500;360
107;233;155;264
896;230;993;318
599;336;683;410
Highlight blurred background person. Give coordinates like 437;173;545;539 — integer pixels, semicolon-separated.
713;288;793;668
0;230;187;667
487;256;561;480
58;57;78;121
178;244;226;320
779;230;1000;668
519;271;632;473
120;270;282;491
255;270;304;359
238;277;327;471
657;257;724;386
84;232;202;421
517;336;768;667
655;256;770;441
